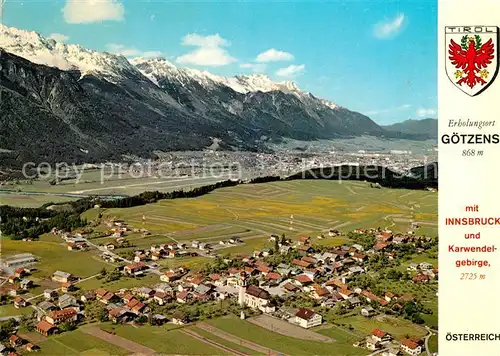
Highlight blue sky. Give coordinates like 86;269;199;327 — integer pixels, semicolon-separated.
3;0;437;125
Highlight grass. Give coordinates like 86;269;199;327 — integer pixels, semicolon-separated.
0;304;33;317
189;326;263;355
99;323;228;355
334;314;427;340
207;315;368;356
315;325;361;344
428;334;438;353
36;330;129;356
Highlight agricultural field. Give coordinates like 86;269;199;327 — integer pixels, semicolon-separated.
93;179;437;253
0;168;238;207
206;314;368;355
0;180;436;297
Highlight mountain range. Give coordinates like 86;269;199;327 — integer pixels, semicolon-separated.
382;118;438;139
0;25;434;167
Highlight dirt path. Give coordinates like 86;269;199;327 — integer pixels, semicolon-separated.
82;326;156;355
197;322;287;356
180;328;248;355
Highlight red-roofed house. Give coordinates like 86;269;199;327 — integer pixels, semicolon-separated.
35;320;59;336
372;329;391;342
400;338;423;355
295;308;322;328
295;274;313;286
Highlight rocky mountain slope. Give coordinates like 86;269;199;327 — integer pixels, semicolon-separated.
1;25;424;167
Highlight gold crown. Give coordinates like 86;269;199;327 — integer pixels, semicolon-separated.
468;36;475;42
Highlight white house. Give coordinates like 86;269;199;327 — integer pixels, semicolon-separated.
401;338;423;355
294;308;322;329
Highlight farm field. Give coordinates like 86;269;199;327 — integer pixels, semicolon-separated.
98;323;227;355
91;180;437;256
206;314;368;355
1;180;437;297
333;314;428;340
1;169;238;207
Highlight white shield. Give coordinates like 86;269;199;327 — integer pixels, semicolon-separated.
445;26;499;96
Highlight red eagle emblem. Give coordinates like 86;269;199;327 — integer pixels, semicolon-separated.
448;35;495;89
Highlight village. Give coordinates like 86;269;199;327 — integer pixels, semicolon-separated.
0;217;438;356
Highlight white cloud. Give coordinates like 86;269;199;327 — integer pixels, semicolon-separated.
255;48;294;63
416;108;437;117
63;0;124;24
373;13;405;39
365;104;412;116
240;63;267;73
49;33;69;42
176;33;236;66
106;43;162;58
276;64;305;77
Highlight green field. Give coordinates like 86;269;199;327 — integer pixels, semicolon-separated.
35;329;128;356
207;315;368;355
99;323;227;355
333;314;428;340
93;180;437;254
1;180;437;297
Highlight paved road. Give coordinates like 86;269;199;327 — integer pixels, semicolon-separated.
424;326;437;356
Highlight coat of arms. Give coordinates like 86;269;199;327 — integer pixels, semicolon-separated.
445;26;498;96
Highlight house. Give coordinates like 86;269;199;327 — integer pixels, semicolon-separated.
347;296;361;308
265;272;282;284
9;335;23;348
14;268;28;278
298;236;310;245
160;271;183;283
58;294;78;309
35;320;59;336
153;291;172;305
295;274;313;287
365;336;381;351
81;292;96;303
294;308;322;329
151;314;168;326
311;284;330;299
297;245;313;254
46;308;78;325
292;259;312;269
137;287;155;299
382;348;403;356
8;276;19;284
51;271;73;283
407;264;419;272
400;338;423;355
13;297;28;309
124;263;147;276
61;282;75;293
20;279;33;291
372;329;391;343
244;285;275;313
25;343;39;352
412;274;430;283
361;306;377;317
283;283;300;293
109;308;133;323
176;291;192;304
172;311;189;325
339;289;353;300
419;262;434;270
102;292;120;305
37;301;57;313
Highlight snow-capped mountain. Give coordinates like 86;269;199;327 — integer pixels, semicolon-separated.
0;25;408;168
0;25;144;82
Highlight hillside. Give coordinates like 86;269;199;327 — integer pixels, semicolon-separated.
383;119;438;139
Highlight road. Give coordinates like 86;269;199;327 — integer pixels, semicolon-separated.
424;326;437;356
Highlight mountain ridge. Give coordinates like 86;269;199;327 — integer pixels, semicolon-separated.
0;25;434;168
